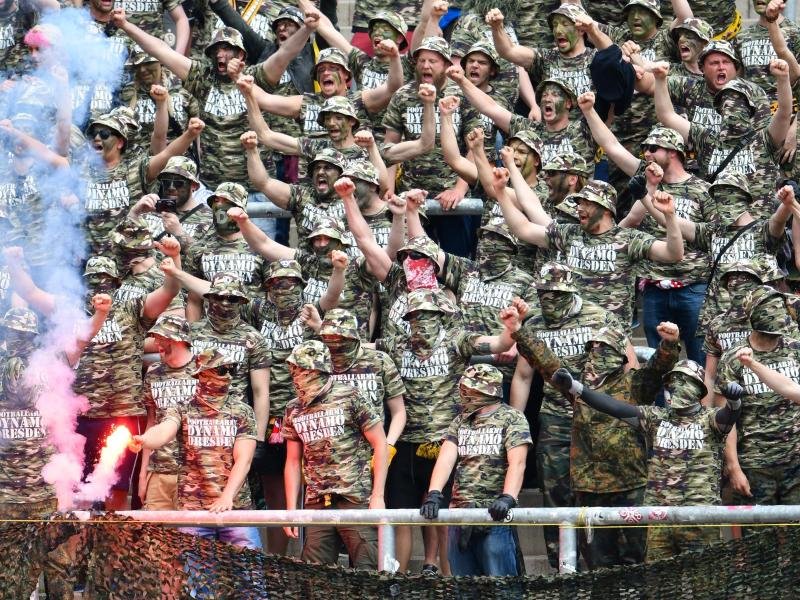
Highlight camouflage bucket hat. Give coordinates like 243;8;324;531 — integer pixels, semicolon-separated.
708;171;752;199
574;179;617;216
83;256;119;278
160;156;199;185
313;47;352;79
542;152;591;178
112;106;141;133
193;347;238;376
203;272;249;303
205;26;247;59
642;126;686;156
664;359;707;395
1;308;38;334
745;285;793;334
714;79;757;113
126;48;159;68
87;112;128;142
670;17;714;44
537;261;577;292
508;128;543;160
319;308;360;340
287;340;333;373
403;288;455;320
309;217;348;244
368;11;409;51
316;96;361;129
555;193;580;221
480;217;517;245
460;40;500;70
412;36;452;63
699;40;741;69
266;258;306;283
343;160;379;186
459;364;504;398
111;217;154;252
586;326;628;358
309;147;346;172
271;6;304;32
720;259;764;286
535;78;577;106
397;235;441;272
149;314;191;344
622;0;663;26
207;182;248;209
547;3;589;27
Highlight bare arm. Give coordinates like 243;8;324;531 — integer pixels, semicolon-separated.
0;121;68;168
362;41;405;113
652;63;690;140
319;251;348;311
336;179;393;280
766;1;800;83
768;59;793;147
577;92;641;176
496;178;550;247
67;295;112;367
517;68;540;121
670;0;694;23
486;9;534;69
446;65;513;132
145;117;205;182
250;369;269;441
227;209;296;260
768;184;796;238
169;4;191;56
427;440;458;491
113;9;191;80
501;147;552;226
284;440;303;513
210;437;256;511
2;248;56;315
136;417;180;449
142;257;182;321
740;349;800;402
502;444;528;499
241;131;292;207
509;358;533;411
439;101;478;182
385;395;406;447
239;77;301;154
149;85;169;155
646;191;685;263
471;305;525;354
364;423;389;507
382;85;437;164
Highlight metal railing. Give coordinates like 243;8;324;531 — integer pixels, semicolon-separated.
246;198;486;218
73;505;800;574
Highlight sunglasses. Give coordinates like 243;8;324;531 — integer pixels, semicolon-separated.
271;278;299;290
402;251;428;261
91;128;115;140
215;364;238;376
159;177;190;189
643;145;663;153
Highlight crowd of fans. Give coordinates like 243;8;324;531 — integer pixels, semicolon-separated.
3;0;800;587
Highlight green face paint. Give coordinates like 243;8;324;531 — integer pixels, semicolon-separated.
627;6;658;40
370;22;399;44
508;140;536;178
551;15;580;54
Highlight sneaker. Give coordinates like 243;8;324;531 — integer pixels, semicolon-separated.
421;563;438;576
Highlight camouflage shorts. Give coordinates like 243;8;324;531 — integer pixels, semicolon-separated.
734;463;800;506
646;525;720;562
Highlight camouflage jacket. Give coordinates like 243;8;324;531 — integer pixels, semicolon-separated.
639;406;726;505
446;404;532;507
143;360;197;475
165;393;257;510
282;381;382;504
717;336;800;469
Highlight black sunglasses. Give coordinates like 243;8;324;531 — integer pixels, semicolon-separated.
215;364;238;376
643;145;663;153
92;128;114;140
402;251;427;260
159;177;190;189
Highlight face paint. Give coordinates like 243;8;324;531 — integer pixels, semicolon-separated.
370;22;398;46
538;290;577;324
627;6;658;40
213;206;240;235
354;179;376;209
584;342;627;388
322;335;361;372
403;255;437;290
207;295;241;331
551;15;580;54
508;140;537;178
311;236;340;268
664;373;704;414
460;385;496;414
290;366;330;404
677;32;704;64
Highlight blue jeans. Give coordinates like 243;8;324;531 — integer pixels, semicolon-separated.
180;526;263;550
642;282;707;364
447;525;518;576
247;191;277;239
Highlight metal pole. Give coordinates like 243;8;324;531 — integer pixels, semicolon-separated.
245;197;486;219
558;523;578;574
378;521;397;573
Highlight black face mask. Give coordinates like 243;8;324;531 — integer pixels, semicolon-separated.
213;207;240;235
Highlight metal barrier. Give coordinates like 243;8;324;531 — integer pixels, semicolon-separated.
75;505;800;574
246;197;486;218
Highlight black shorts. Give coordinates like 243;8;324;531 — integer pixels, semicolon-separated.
77;416;147;492
258;441;287;476
386;441;452;509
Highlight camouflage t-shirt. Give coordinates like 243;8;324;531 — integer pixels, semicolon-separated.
189;319;271;407
329;347;405;422
351;0;421;30
0;159;48;268
716;336;800;469
508;114;596;172
184;234;269;300
286;184;348;254
390;329;479;444
183;59;273;188
736;20;800;103
242;298;315;421
282;381;382;504
527;47;596;96
638;406;726;505
165;395;257;509
118;83;199;155
0;4;30;74
450;13;521;105
572;339;680;494
74;296;154;418
691;0;737;37
142;202;214;251
546;222;656;327
514;299;622;418
114;263;164;303
82;155;150;257
636;172;712;283
142;360;197;475
445;404;532;508
582;0;673;28
71;22;130;121
115;0;181;42
382;81;482;195
295;250;377;341
689;124;781;220
703;306;750;359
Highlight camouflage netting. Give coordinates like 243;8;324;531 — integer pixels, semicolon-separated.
3;515;800;599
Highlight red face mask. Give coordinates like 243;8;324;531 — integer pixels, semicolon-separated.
403;257;437;291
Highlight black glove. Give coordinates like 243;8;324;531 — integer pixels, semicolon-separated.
723;382;745;401
420;490;444;519
551;368;575;394
488;494;517;522
628;174;647;200
251;440;268;471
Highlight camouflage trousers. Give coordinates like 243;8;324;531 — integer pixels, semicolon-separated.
536;412;573;570
0;499;75;600
646;525;720;562
574;488;646;569
302;497;378;569
733;463;800;537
